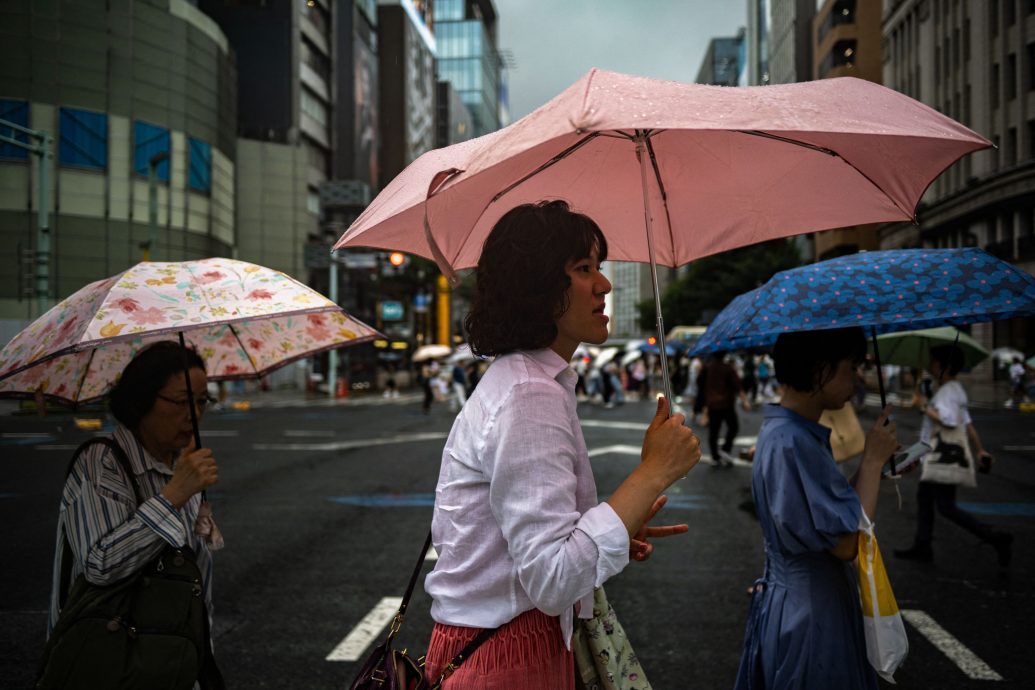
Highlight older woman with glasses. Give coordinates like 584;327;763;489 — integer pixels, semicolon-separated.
45;340;223;688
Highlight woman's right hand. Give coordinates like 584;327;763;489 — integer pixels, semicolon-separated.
641;396;701;485
862;405;898;470
161;442;219;508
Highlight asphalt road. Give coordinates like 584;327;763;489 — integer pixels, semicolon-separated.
1;391;1032;689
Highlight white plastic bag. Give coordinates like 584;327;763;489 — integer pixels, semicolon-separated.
857;516;908;682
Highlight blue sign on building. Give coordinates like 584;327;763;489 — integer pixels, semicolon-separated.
381;300;404;320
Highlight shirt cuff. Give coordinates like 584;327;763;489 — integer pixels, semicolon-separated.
579;502;630;587
136;495;189;547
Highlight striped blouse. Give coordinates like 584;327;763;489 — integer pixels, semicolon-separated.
47;423;214;635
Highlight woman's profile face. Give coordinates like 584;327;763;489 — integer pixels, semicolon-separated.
136;367;209;458
816;358;858;410
550;244;612;359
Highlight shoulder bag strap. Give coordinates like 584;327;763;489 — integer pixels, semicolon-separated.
59;437;141;606
389;531;501;686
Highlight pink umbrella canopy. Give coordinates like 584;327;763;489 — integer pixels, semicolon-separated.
0;258;380;406
334;69;990;278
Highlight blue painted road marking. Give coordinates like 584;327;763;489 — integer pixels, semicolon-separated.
958;502;1035;517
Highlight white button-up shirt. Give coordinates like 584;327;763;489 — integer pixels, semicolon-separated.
425;348;629;647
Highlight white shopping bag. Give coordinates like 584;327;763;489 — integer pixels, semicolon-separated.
857;516;909;682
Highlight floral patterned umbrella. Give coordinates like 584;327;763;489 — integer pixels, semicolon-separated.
0;257;380;406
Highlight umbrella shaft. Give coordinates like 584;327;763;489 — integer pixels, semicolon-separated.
635;134;674;410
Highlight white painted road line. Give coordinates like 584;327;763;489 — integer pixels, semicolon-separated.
588;444;641;457
580;420;647;431
199;430;239;437
2;432;54;438
1003;445;1035;451
284;429;336;437
326;596;402;662
254;431;448;452
901;609;1003;681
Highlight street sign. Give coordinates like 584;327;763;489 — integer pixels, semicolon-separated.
342;253;379;269
413;293;430;313
381;300;404;321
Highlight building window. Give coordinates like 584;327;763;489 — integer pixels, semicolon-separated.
1028;120;1035;158
1008;127;1018;165
817;0;856;44
300;87;328;127
1005;0;1017;25
1007;53;1017;100
1028;44;1035;90
963;19;970;61
992;63;1001;109
59;107;107;170
990;0;999;38
306;189;320;216
0;98;29;161
133;121;170;181
188;138;211;193
992;134;1001;169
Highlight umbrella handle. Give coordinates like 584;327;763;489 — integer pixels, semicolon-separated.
177;332;206;498
870;327;894;476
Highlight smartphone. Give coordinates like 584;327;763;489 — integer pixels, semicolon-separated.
882;441;931;477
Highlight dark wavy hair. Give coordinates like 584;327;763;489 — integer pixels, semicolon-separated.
466;200;608;356
109;341;206;430
772;326;866;393
930;343;965;376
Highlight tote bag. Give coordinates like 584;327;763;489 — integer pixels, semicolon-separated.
919;421;977;488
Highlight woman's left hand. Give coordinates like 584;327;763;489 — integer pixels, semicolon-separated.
630;495;688;561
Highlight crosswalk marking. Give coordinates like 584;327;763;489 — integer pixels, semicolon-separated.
901;609;1003;681
284;429;336;437
254;431;448;452
326;597;402;662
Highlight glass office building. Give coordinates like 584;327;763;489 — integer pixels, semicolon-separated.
433;0;502;136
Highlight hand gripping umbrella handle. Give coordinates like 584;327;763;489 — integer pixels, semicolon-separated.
177;331;206;497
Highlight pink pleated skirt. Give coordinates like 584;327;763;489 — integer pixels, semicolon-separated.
423;608;574;690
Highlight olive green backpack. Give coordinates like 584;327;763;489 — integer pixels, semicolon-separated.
36;437;223;690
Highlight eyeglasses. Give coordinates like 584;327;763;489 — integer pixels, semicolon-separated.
156;393;217;412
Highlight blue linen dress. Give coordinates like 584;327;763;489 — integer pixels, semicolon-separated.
734;405;876;690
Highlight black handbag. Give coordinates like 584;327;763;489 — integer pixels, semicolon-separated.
348;532;498;690
36;438;224;690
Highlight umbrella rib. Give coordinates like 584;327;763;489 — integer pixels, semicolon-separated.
644;134;677;264
490;132;603;203
736;130;915;220
228;323;261;377
72;347;98;408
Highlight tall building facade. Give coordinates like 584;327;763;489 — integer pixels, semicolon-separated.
745;0;773;85
0;0;236;335
811;0;884;260
199;0;339;283
769;0;815;84
696;35;744;85
433;0;502;137
881;0;1035;353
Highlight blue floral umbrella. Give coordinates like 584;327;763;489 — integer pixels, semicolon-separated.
690;248;1035;357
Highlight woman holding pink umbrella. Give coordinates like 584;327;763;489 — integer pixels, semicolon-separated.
421;201;700;688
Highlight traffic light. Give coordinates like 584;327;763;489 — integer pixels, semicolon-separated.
647;336;657;346
388;251;406;267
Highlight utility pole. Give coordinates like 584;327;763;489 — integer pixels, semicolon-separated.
145;151;170;261
0;117;53;317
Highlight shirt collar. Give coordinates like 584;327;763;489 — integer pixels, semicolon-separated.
762;403;832;444
113;423;175;477
521;348;576;389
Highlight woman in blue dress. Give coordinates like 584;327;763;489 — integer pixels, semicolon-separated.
735;327;899;690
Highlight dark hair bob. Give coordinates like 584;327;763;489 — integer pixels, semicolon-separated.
929;343;965;376
772;326;866;393
109;341;206;430
465;200;608;357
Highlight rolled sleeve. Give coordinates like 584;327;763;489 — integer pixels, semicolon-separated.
136;494;190;547
576;502;630;586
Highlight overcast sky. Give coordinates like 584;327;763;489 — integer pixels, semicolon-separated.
494;1;747;121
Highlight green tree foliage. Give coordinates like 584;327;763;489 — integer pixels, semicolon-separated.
638;238;806;331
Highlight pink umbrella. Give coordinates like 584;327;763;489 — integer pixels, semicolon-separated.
333;69;990;401
0;257;380;408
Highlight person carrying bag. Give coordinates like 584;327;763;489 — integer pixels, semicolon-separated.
37;342;225;689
